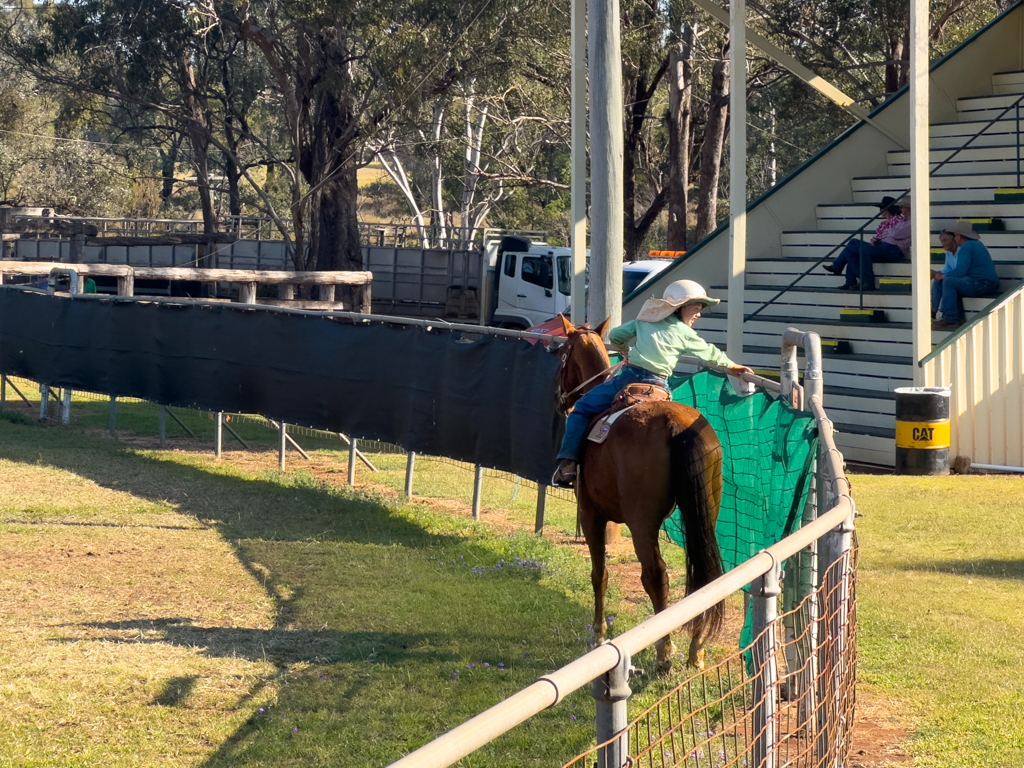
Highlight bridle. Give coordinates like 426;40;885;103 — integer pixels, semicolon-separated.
556;327;621;415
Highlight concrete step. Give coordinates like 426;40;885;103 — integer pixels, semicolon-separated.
888;158;1024;176
993;71;1024;95
815;201;1024;232
957;93;1024;122
728;286;999;324
833;430;896;467
851;173;1020;203
740;346;913;395
931;115;1019;138
888;144;1024;165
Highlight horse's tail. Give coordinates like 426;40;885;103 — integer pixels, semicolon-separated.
670;414;726;646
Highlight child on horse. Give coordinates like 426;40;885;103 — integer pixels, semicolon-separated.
551;279;751;488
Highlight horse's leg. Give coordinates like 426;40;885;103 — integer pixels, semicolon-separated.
631;522;677;675
579;495;608;649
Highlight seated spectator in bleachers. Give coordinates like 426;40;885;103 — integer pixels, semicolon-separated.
823;195;910;291
933;220;1001;329
931;229;958;319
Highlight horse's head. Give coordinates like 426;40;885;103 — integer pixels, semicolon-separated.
556;315;613;414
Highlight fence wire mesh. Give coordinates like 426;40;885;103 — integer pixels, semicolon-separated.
563;548;858;768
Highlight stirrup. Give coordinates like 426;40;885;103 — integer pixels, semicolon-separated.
551;462;577;489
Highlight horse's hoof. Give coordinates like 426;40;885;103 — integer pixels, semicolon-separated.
655;658;674;677
588;634;608;651
686;647;706;671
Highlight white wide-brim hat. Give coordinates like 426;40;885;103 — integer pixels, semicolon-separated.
951;219;980;240
636;279;720;323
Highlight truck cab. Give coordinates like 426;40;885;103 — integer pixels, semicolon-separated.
491;240;572;329
485;235;673;329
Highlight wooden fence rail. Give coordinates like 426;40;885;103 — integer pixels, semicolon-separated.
0;261;372;312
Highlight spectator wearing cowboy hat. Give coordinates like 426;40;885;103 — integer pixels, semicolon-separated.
822;195;911;291
550;279;751;488
933;220;1001;329
931;229;959;319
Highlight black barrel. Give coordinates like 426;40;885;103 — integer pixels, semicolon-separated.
894;387;951;475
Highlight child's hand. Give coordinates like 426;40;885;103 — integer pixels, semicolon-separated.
729;365;754;377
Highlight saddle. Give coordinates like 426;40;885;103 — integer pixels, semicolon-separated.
586;383;672;444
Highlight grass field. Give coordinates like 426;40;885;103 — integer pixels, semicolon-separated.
2;396;1023;767
853;474;1024;768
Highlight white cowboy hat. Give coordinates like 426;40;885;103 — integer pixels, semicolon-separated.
636;279;720;323
950;219;980;240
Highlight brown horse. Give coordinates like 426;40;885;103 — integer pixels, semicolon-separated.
556;315;725;673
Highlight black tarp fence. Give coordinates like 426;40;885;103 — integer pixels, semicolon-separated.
0;288;565;484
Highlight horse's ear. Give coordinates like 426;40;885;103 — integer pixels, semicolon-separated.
594;316;612;339
559;313;575;336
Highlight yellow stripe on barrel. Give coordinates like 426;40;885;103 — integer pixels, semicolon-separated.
895;420;951;450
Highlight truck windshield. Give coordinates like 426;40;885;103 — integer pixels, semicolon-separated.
556;255;572;295
622;270;653;297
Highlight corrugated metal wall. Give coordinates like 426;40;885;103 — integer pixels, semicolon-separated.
924;289;1024;466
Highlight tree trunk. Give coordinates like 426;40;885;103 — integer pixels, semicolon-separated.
885;27;909;94
667;25;695;252
159;138;179;210
696;48;729;243
623;54;670;262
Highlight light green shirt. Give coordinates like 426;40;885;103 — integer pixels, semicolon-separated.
608;318;735;377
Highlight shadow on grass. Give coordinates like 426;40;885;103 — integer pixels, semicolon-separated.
0;418;597;766
73;619;458;667
895;558;1024;580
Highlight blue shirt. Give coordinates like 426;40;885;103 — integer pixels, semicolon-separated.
947;239;999;283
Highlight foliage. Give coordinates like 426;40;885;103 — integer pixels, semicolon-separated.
0;0;1009;254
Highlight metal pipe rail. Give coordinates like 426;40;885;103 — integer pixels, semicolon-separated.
388;493;852;768
388;328;850;768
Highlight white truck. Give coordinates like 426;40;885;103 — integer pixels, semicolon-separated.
483;235;672;329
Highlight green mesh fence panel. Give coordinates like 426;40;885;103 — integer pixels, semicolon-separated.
662;371;818;658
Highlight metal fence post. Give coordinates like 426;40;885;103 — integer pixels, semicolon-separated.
159;405;167;447
108;397;117;436
535;485;547;534
279;421;287;471
404;451;416;497
39;384;49;420
752;560;781;768
215;412;223;458
60;388;72;425
593;647;631;768
816;496;855;768
348;438;358;486
1;375;6;407
472;465;484;520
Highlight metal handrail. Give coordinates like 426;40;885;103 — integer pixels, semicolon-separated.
386;331;849;768
918;278;1024;366
746;89;1024;321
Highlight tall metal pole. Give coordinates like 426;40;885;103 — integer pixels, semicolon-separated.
910;0;931;385
727;0;747;360
570;0;588;324
588;0;624;329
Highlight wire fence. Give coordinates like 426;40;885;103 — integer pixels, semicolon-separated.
562;549;858;768
0;374;578;513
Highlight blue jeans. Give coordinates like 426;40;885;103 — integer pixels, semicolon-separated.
938;276;1000;323
831;240;904;287
556;365;669;461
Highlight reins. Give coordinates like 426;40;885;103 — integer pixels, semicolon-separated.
556;328;621;414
